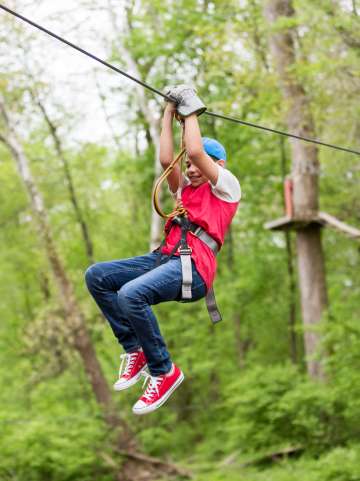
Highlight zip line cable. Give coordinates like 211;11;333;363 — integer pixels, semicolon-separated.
1;3;360;157
204;111;360;156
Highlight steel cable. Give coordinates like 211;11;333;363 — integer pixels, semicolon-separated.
1;3;360;156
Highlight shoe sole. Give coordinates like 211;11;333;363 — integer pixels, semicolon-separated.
113;365;148;391
132;371;185;415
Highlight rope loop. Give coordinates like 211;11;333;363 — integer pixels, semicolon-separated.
152;121;188;220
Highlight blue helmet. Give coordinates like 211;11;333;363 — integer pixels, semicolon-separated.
202;137;227;161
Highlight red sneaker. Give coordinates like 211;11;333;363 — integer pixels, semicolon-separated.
132;363;184;415
113;350;148;391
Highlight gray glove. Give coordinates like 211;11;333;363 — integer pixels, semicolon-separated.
165;84;206;117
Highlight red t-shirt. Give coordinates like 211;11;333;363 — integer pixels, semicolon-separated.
160;165;241;290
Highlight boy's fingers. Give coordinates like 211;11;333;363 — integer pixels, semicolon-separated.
174;112;183;121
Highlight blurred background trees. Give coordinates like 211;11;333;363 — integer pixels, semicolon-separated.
0;1;359;480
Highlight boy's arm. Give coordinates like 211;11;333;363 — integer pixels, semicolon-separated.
183;114;220;185
159;103;182;194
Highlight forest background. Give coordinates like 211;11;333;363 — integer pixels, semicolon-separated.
0;0;359;480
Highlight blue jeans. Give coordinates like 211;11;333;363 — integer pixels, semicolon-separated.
85;252;206;376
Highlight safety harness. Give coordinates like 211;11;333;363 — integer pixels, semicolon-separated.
154;215;222;324
152;123;222;324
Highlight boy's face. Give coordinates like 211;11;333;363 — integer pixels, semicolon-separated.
185;157;225;187
185;158;208;187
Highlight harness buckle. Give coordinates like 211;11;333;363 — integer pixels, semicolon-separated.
178;246;192;255
172;215;183;226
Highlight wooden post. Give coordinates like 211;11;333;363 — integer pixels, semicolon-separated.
264;0;328;379
280;139;297;364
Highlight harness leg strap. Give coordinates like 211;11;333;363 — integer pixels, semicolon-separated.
179;248;193;299
205;287;222;323
177;217;193;300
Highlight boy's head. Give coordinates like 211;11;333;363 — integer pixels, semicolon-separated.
202;137;226;164
185;137;226;187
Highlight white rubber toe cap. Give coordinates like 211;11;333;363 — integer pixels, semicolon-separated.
132;400;147;414
113;373;141;391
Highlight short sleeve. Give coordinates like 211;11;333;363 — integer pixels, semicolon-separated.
210;165;241;202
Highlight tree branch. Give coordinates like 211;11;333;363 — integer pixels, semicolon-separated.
114;448;193;478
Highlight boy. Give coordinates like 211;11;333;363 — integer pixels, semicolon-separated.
85;86;241;415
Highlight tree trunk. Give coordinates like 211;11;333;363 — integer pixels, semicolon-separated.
296;227;328;379
107;0;163;251
29;89;95;265
94;72;123;150
352;0;358;16
280;138;297;363
264;0;328;379
233;313;252;369
0;96;131;438
248;0;270;71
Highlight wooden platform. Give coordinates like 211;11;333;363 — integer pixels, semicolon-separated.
264;215;324;232
264;211;360;240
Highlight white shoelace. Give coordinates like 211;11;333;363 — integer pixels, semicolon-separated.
141;372;163;401
119;352;139;378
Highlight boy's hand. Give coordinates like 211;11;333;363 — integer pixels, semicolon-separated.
166;85;206;118
164;101;184;125
164;101;177;117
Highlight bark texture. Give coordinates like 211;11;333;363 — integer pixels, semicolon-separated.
264;0;328;379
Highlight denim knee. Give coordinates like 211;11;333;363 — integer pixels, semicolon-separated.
117;282;140;309
84;263;102;291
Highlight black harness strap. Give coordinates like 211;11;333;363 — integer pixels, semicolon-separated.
155;216;222;324
205;288;222;323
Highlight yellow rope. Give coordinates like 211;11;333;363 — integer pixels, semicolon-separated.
152;122;188;220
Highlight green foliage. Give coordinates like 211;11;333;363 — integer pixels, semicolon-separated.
0;416;113;481
194;445;360;481
1;0;360;480
194;364;347;458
